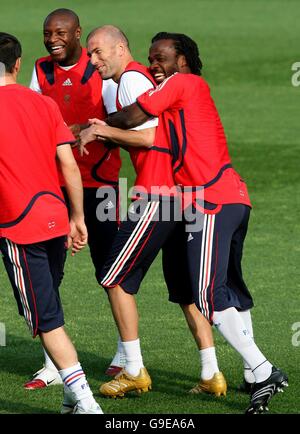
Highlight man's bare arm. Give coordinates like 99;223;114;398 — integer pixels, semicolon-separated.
105;102;151;129
56;144;87;255
79;122;155;156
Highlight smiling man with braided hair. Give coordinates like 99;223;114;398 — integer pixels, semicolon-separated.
82;32;288;414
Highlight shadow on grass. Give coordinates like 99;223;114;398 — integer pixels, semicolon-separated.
92;362;249;413
1;334;249;414
0;334;108;379
0;399;56;414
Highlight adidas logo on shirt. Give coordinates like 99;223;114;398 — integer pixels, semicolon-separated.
62;78;72;86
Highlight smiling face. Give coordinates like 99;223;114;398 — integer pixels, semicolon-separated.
87;31;124;82
148;39;183;83
43;14;81;65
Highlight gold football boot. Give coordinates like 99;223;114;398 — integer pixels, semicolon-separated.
189;372;227;397
100;367;152;398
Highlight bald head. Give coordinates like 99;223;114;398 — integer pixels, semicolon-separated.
44;8;80;28
87;25;132;82
87;25;129;49
43;8;82;66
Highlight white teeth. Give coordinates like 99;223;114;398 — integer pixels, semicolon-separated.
51;46;63;51
154;74;165;81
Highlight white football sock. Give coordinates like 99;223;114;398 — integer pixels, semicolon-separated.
43;347;58;372
62;384;76;408
213;308;272;383
200;347;220;380
110;336;126;367
122;339;144;377
59;363;96;411
239;310;255;383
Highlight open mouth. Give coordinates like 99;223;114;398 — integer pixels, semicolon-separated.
96;65;106;73
48;45;65;55
153;72;166;82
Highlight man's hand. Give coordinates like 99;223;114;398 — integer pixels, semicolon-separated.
78;124;98;156
69;124;90;146
69;124;81;139
78;121;107;156
88;118;106;126
67;218;88;256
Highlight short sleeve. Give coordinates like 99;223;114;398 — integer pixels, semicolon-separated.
102;79;118;115
29;65;42;93
137;73;183;117
118;71;158;130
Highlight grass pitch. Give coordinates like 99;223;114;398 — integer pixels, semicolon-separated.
0;0;299;414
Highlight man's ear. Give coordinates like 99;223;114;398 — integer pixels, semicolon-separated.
177;54;188;71
76;26;82;40
14;57;21;74
117;41;126;57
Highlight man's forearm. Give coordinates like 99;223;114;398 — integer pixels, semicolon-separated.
106;103;150;129
60;163;84;219
95;125;155;148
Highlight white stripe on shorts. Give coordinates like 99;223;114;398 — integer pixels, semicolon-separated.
101;201;159;286
6;239;33;333
198;214;215;319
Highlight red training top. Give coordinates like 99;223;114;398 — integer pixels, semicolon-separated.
116;62;176;197
137;73;251;206
35;48;121;187
0;84;73;244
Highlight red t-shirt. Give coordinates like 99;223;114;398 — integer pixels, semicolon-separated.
116;62;176;197
137;73;251;206
35;48;121;187
0;84;73;244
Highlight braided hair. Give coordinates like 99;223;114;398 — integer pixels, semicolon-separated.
151;32;202;75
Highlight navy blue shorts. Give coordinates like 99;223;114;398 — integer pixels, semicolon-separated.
185;202;254;322
100;198;180;294
62;186;119;279
0;236;66;337
162;220;194;305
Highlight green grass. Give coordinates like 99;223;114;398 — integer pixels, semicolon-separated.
1;0;300;414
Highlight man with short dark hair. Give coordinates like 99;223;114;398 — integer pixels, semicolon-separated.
0;32;103;414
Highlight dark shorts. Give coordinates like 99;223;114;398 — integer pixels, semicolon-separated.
62;186;119;279
162;220;194;305
185;202;254;322
0;236;67;337
100;198;180;294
